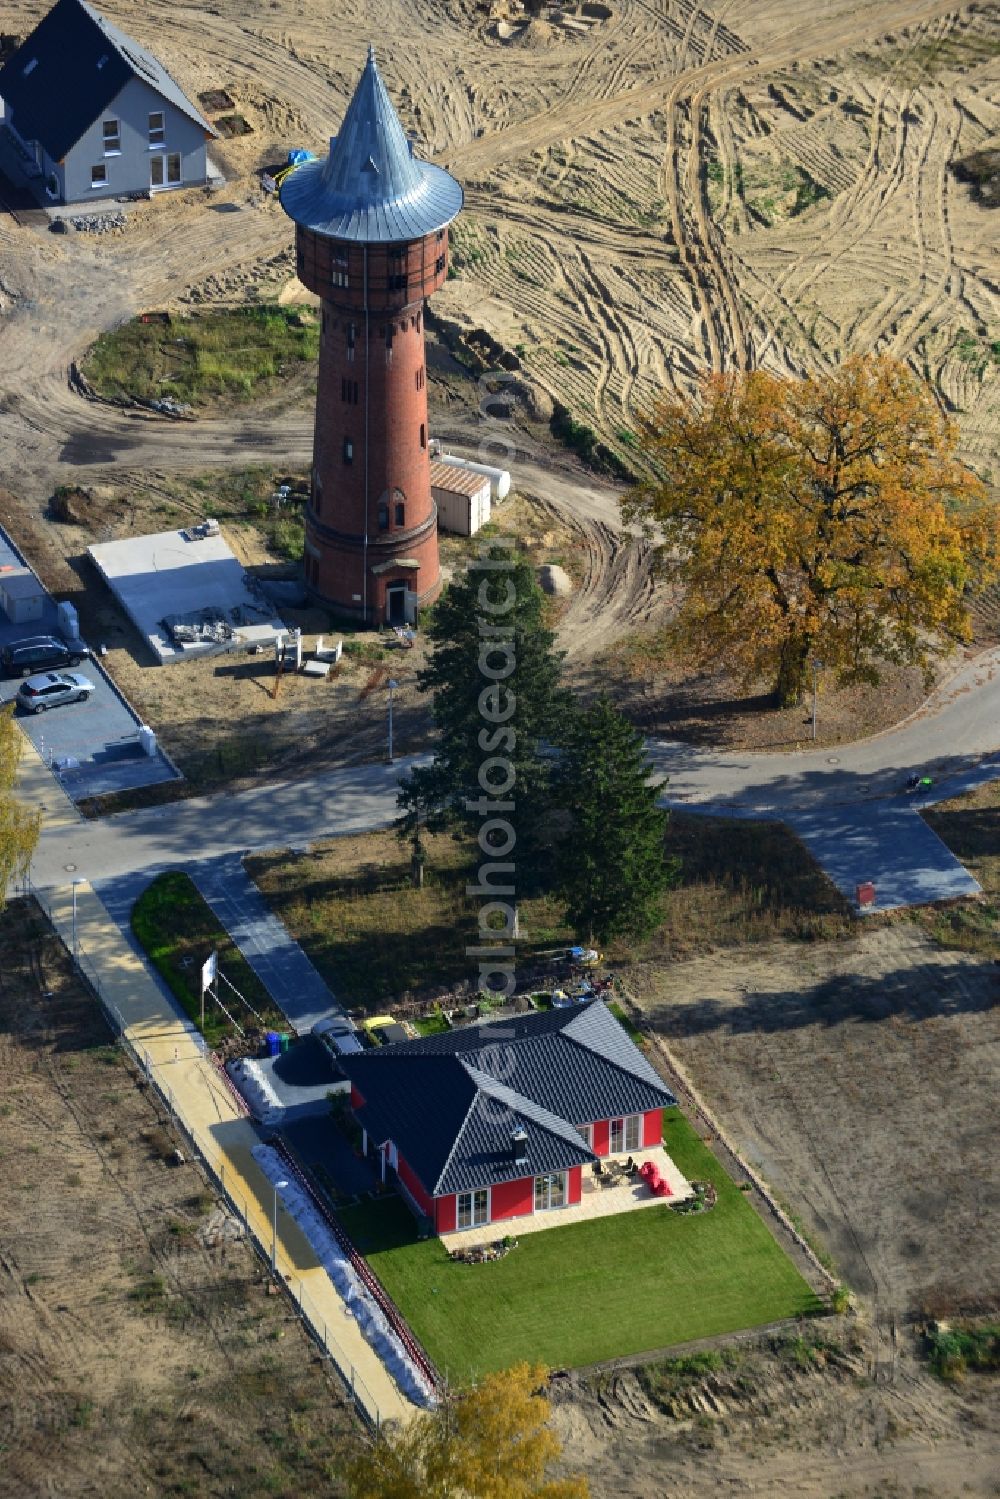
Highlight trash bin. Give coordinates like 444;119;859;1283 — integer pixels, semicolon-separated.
265;1031;280;1057
278;1032;291;1055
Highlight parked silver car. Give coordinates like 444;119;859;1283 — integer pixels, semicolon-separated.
16;671;96;713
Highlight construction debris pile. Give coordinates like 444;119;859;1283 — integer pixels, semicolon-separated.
67;210;127;233
161;606;237;646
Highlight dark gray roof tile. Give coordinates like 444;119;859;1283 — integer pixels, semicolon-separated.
343;1000;674;1198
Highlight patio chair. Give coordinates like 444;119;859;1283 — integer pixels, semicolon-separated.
624;1156;636;1176
592;1159;604;1179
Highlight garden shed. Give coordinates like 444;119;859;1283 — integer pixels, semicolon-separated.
430;462;491;537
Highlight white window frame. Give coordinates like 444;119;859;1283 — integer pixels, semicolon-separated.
456;1188;489;1231
533;1172;567;1212
148;110;165;148
90;162;108;189
102;117;121;155
166;151;181;185
609;1116;642;1155
576;1123;593;1148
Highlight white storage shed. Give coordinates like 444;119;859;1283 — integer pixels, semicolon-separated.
430;462;492;537
0;566;46;624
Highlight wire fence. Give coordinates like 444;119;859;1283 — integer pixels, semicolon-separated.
25;877;386;1433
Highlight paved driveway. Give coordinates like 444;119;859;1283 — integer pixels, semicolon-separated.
190;854;340;1033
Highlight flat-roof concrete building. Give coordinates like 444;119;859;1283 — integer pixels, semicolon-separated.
88;527;286;665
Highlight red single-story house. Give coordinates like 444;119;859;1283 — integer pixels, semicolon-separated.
339;998;676;1235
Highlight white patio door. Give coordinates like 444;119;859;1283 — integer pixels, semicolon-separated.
150;153;181;190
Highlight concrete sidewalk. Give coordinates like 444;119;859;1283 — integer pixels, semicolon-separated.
34;876;411;1427
190;854;339;1034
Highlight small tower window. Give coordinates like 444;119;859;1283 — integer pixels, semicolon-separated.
377;501;389;531
395;501;405;528
343;438;353;465
435;254;445;274
346;323;356;362
419;423;426;450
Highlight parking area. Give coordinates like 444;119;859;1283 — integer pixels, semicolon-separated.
0;531;179;800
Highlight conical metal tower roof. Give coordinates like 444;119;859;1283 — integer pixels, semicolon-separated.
280;46;463;244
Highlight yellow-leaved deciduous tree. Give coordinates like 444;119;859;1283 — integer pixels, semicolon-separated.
345;1363;589;1499
0;704;40;908
624;356;998;705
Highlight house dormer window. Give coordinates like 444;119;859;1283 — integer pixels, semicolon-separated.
148;111;165;148
102;118;121;155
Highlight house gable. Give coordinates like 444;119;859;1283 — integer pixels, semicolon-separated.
0;0;212;162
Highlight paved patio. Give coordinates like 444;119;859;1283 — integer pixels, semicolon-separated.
440;1145;693;1249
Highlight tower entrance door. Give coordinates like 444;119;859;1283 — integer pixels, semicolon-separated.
386;585;408;625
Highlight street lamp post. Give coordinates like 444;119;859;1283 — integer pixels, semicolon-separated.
387;679;398;765
271;1178;289;1272
71;879;83;964
811;658;823;742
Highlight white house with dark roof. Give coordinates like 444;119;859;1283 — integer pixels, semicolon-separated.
0;0;214;204
341;999;685;1236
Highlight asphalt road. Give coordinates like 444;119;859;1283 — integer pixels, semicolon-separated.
29;755;429;890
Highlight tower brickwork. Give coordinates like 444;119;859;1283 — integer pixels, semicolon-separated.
281;50;462;625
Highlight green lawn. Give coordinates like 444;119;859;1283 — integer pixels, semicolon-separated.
339;1110;820;1380
81;305;318;408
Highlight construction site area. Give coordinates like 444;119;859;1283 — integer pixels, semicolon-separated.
0;0;998;1494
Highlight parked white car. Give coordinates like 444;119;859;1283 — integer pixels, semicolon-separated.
312;1015;364;1057
17;671;96;713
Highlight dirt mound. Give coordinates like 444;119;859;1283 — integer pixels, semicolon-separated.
515;17;558;47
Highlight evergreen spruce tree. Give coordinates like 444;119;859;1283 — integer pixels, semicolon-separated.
555;695;676;945
399;545;570;902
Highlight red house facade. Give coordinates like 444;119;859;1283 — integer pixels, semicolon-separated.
342;1001;676;1236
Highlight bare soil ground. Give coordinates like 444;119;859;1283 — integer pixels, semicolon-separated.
549;1320;1000;1498
0;900;357;1498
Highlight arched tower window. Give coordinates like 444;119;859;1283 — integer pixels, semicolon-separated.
393;489;406;529
377;501;389;531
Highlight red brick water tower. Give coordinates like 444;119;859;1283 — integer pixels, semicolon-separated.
280;47;463;625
